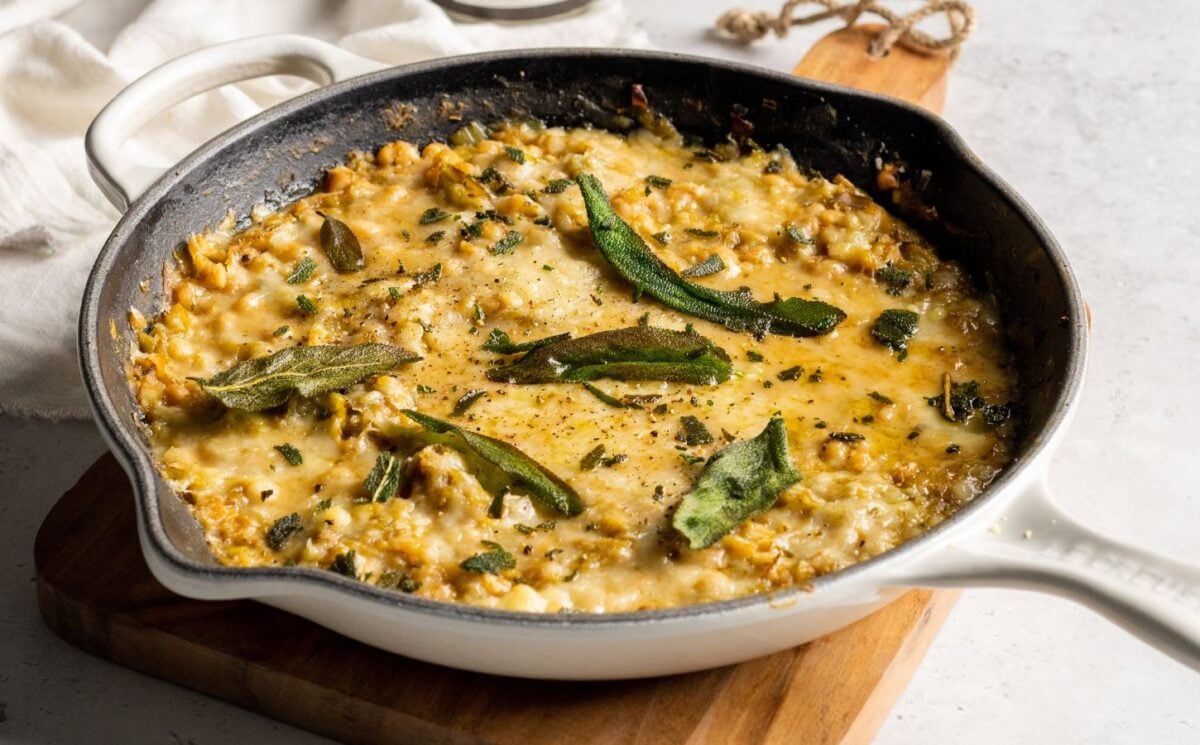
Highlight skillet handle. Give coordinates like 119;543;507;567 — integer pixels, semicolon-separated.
85;34;385;212
887;477;1200;670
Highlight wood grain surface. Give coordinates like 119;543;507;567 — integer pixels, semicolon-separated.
37;28;958;745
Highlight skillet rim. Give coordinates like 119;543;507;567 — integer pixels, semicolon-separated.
79;47;1088;628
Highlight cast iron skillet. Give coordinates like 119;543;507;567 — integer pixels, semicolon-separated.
80;36;1200;679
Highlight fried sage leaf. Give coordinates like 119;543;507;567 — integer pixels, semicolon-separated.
871;309;919;358
363;452;404;503
576;174;846;338
486;325;732;385
481;328;571;354
318;213;365;273
197;344;419;411
401;410;584;516
672;415;802;549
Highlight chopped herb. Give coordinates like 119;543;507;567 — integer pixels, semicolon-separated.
388;286;402;302
481;328;571;354
653;403;669;415
296;295;318;315
475;209;512;225
195;343;419;411
318;213;365;273
869;391;894;405
533;216;551;226
829;432;865;442
651;231;670;245
504;145;526;164
673;415;802;548
777;365;804;381
684;227;719;238
451;388;488;416
363;452;404;502
623;394;662;407
576;174;846;338
459;541;516;574
402;410;584;515
784;224;813;245
581;382;626;408
877;264;912;296
400;229;412;240
286;257;317;284
425;230;446;244
542;264;554;271
315;497;332;511
983;403;1014;426
764;160;783;174
419;207;450;224
272;325;290;337
808;368;824;383
645;175;673;189
486;326;732;386
488;489;506;518
637;312;650;326
266;513;303;551
464;220;485;238
693;149;724;162
398;575;421;593
260;489;274;500
543;178;573;194
601;453;628;468
927;377;986;423
677;415;714;446
871;309;919;359
581;444;607;471
679;452;706;466
328;551;357;578
274;443;303;466
416;384;436;393
490;230;524;255
411;263;442;289
747;350;765;362
680;254;725;278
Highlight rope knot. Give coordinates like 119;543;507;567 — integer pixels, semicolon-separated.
715;9;778;42
714;0;976;58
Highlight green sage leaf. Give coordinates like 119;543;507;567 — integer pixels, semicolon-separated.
486;325;732;385
680;254;725;278
401;410;584;516
266;513;303;551
672;415;802;549
286;257;316;284
460;541;516;574
319;213;365;273
196;343;420;411
363;452;403;502
576;174;846;338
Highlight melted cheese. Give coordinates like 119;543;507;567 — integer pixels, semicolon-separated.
128;121;1016;612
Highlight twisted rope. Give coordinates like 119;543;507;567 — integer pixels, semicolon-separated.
715;0;976;58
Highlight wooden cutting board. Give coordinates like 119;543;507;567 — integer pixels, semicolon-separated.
37;28;959;745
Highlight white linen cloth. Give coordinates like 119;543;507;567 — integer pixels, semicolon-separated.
0;0;649;419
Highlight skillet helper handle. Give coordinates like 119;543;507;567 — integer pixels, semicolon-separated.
889;481;1200;671
85;34;385;212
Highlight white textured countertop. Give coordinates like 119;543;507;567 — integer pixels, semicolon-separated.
2;1;1198;742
